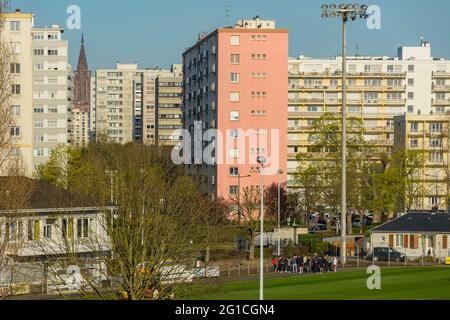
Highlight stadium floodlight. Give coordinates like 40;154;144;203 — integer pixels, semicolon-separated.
321;4;368;266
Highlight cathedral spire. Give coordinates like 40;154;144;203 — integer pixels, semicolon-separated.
77;34;88;72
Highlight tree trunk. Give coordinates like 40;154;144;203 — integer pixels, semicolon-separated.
347;211;353;235
205;245;210;264
249;233;256;261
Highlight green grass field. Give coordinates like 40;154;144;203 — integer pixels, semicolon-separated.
178;267;450;300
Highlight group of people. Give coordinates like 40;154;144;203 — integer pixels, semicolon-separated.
271;254;338;274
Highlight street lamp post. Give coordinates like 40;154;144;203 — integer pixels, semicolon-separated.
321;3;368;265
277;169;284;257
257;156;267;301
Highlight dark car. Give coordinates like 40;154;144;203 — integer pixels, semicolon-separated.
367;247;406;262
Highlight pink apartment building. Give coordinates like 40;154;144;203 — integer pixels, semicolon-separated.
182;17;288;203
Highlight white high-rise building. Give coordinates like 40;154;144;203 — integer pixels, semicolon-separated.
31;24;69;171
288;41;450;189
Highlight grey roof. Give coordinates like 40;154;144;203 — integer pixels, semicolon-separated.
372;212;450;234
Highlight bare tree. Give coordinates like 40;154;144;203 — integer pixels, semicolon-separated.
36;143;219;300
234;186;262;261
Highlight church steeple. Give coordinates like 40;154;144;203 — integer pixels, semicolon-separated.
74;33;91;113
77;34;88;72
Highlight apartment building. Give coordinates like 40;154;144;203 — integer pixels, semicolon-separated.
31;25;69;171
394;113;450;211
71;108;89;147
142;64;182;145
2;10;34;175
182;17;288;200
95;64;182;144
89;76;96;141
95;64;141;143
156;74;183;146
287;41;450;190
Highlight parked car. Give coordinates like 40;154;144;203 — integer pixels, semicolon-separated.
309;223;328;233
367;247;406;262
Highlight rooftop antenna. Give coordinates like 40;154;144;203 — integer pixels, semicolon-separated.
223;5;232;27
355;43;360;57
420;34;424;45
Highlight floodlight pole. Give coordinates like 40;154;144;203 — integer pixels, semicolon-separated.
321;4;369;265
341;13;348;266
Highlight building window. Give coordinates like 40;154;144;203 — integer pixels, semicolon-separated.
410;139;418;149
47;49;58;56
34;48;44;56
229;129;239;139
10;105;20;116
230;111;239;121
410;122;419;133
229;149;239;159
230;54;240;64
408;65;415;72
430;152;443;163
408;78;415;86
77;218;89;239
230;35;240;46
10;63;20;74
395;234;404;247
407;105;414;114
230;73;240;83
10;21;20;32
229;185;238;195
11;84;21;95
408;92;414;100
229;167;239;176
10;126;20;137
43;224;52;239
430;122;443;133
230;92;240;102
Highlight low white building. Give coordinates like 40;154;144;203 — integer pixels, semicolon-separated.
0;178;111;296
371;212;450;261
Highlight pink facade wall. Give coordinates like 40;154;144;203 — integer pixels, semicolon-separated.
216;28;288;199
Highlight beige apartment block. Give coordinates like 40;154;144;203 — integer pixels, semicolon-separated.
156;75;183;146
394;114;450;211
288;41;450;190
2;11;34;175
31;25;69;171
71;108;89;147
95;63;182;145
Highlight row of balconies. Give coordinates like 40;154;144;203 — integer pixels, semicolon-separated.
288;71;407;78
288;98;406;105
289;84;406;91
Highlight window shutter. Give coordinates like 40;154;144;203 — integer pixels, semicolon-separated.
34;220;40;241
389;234;394;248
443;235;448;250
413;235;419;249
404;234;409;248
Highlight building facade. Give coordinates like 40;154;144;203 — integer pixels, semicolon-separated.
182;17;288;200
371;212;450;261
31;25;69;171
394;114;450;211
156;74;183;146
95;64;183;144
288;41;450;190
3;11;34;175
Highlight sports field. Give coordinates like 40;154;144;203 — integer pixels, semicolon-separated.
178;267;450;300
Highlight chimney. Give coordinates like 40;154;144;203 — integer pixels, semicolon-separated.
15;9;21;13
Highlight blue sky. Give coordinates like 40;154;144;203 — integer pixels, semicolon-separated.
10;0;450;70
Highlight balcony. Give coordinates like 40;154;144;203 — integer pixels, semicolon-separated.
432;85;450;92
432;99;450;106
288;71;406;78
433;72;450;79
